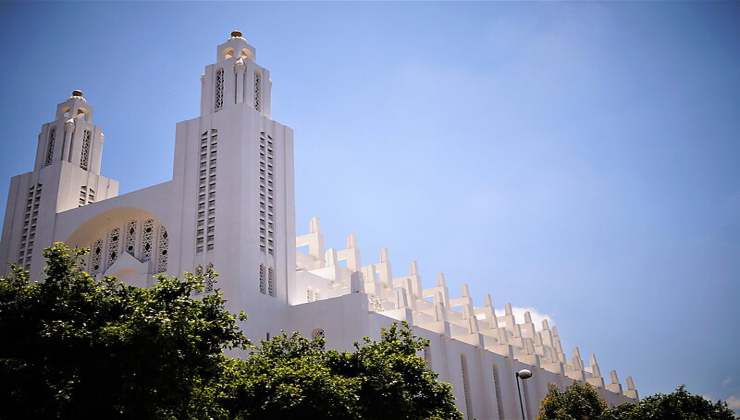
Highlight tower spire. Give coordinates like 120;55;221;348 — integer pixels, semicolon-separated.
0;89;118;275
202;31;270;117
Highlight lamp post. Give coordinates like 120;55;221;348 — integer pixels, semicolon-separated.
515;369;533;420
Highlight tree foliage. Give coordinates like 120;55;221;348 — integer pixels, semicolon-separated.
604;385;737;420
537;382;738;420
0;243;248;418
537;381;607;420
0;243;461;419
208;324;461;419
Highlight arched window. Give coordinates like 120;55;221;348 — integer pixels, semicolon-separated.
215;68;224;111
125;220;137;256
141;219;154;261
106;227;120;270
157;227;168;273
254;71;262;112
90;239;103;274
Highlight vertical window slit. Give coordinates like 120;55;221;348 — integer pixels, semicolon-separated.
254;71;262;112
45;128;56;166
492;364;505;419
460;354;474;420
80;130;91;170
215;68;224;111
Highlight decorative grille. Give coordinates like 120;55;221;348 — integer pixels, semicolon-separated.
157;227;168;273
125;220;137;256
215;68;224;111
254;72;262;112
141;219;154;261
45;128;56;166
80;130;91;170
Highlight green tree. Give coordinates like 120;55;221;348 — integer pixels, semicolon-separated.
209;332;362;419
346;322;461;420
604;385;737;420
0;243;462;419
537;381;607;420
211;323;462;419
537;382;738;420
0;243;248;419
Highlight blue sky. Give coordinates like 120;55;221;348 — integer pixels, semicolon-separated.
1;1;739;408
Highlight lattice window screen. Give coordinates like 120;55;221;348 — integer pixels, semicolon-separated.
125;220;137;256
254;72;262;112
45;128;56;166
206;130;217;252
80;130;91;170
157;227;168;273
90;239;103;274
268;267;275;297
215;68;224;111
258;132;275;256
141;219;154;261
106;227;120;269
259;264;266;294
18;184;42;269
195;130;217;254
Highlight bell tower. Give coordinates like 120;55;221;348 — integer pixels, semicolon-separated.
200;30;272;118
0;90;118;275
37;90;106;177
170;31;294;330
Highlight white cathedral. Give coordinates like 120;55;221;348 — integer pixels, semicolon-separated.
0;32;638;419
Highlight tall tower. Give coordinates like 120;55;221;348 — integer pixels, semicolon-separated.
170;31;295;323
0;91;118;275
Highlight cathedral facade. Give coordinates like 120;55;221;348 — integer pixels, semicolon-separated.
0;32;637;419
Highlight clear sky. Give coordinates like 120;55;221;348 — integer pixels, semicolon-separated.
1;1;738;409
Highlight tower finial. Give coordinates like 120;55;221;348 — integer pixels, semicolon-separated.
71;90;84;98
230;30;243;38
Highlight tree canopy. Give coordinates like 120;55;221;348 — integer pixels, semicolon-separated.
537;381;607;420
209;324;460;419
604;385;738;420
0;243;248;418
537;382;738;420
0;243;461;419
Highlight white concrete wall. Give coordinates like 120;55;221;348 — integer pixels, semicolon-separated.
287;292;634;420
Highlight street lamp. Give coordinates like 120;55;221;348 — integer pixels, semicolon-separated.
515;369;533;420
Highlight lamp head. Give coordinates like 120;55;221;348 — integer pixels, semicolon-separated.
517;369;533;379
